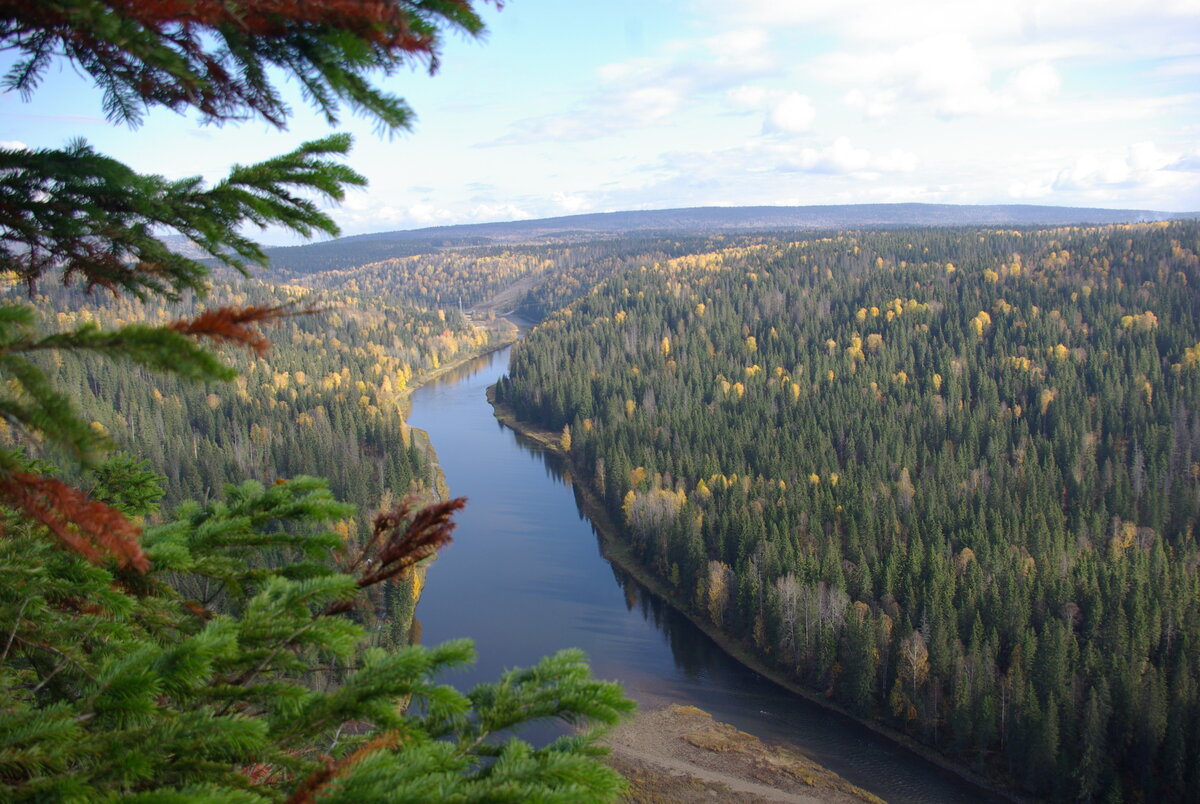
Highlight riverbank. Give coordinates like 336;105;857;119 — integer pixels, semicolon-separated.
487;390;1024;804
397;318;520;421
603;705;883;804
386;323;520;639
398;320;520;501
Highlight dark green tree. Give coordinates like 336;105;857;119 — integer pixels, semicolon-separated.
1;1;634;800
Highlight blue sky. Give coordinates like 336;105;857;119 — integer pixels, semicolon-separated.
3;0;1200;242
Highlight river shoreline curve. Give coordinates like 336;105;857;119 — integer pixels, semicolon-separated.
486;385;1025;804
398;322;520;501
384;324;520;639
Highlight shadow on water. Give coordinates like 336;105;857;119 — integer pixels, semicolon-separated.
409;346;1008;804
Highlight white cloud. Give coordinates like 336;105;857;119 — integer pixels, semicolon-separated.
336;199;535;233
843;88;897;119
727;85;771;110
468;202;532;222
1152;56;1200;77
729;0;1200;132
1128;141;1176;172
622;86;682;125
726;86;816;134
551;192;592;213
712;29;770;57
1171;148;1200;172
764;93;816;134
1055;151;1140;190
757;136;917;175
700;0;1200;52
824;33;998;118
1008;178;1054;198
403;204;459;226
1004;142;1196;202
0;140;27;150
1007;62;1061;104
490;29;779;147
467;0;1196;215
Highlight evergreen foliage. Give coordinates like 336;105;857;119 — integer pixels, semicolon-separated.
0;476;632;800
2;2;634;800
501;222;1200;801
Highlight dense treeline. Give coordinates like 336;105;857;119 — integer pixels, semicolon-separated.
1;273;495;538
294;235;748;320
1;271;504;639
498;222;1200;801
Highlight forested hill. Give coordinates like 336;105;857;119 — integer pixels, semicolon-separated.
262;203;1194;275
497;221;1200;801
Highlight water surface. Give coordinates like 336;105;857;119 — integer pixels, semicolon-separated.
410;346;1001;804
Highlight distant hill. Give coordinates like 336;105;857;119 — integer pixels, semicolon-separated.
262;203;1196;275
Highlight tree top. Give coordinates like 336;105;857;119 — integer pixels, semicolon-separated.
1;0;497;130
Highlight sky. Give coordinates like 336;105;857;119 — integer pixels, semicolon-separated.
3;0;1200;243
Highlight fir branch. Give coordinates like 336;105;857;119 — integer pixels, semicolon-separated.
0;471;149;572
227;620;318;693
0;353;109;464
0;1;495;129
21;630;101;692
0;137;365;297
326;497;464;615
168;304;323;358
1;596;29;664
284;730;405;804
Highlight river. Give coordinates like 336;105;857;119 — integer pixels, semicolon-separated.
409;345;1003;804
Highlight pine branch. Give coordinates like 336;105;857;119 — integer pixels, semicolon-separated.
326;497;464;614
0;471;149;572
0;138;365;298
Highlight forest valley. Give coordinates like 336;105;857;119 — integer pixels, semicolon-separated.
9;220;1200;801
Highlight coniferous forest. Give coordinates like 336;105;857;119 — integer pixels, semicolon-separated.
0;2;636;801
8;275;496;525
497;221;1200;801
12;218;1200;800
4;4;1198;801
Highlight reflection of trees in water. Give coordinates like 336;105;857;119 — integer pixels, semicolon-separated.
429;350;504;389
607;561;716;681
546;441;730;683
517;433;574;489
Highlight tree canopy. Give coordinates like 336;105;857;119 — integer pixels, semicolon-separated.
0;0;490;550
0;2;634;801
499;222;1200;801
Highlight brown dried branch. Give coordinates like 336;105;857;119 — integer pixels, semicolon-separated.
284;730;404;804
324;497;464;615
168;303;323;356
0;471;149;572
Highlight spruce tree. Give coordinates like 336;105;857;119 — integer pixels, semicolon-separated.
1;2;634;800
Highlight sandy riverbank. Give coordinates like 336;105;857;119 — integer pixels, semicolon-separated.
603;705;883;804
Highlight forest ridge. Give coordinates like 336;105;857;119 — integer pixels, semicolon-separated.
261;203;1195;276
497;221;1200;801
28;217;1200;801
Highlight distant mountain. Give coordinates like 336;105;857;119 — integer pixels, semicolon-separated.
263;203;1196;275
159;234;211;260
